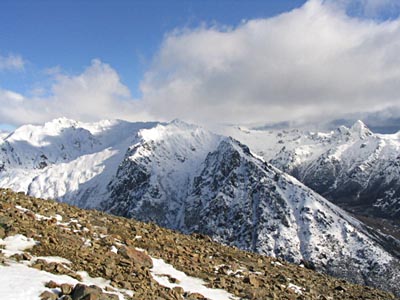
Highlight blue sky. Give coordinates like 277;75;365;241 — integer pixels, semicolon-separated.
1;0;400;130
0;0;305;97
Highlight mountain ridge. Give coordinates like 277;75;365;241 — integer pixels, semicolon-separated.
0;118;399;296
222;120;400;221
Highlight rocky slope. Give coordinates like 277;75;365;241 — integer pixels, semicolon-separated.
0;189;397;300
0;118;399;296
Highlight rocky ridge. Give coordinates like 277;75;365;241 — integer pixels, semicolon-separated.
0;189;396;300
223;120;400;222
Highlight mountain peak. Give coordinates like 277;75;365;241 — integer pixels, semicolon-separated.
349;120;372;138
351;119;367;130
169;118;198;130
44;117;80;129
7;117;86;146
137;119;208;143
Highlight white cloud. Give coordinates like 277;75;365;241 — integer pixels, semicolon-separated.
0;59;149;125
2;0;400;127
139;0;400;125
0;53;25;71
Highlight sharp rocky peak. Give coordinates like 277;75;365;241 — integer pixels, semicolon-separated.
349;120;372;138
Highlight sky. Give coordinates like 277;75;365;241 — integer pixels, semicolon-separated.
1;0;400;131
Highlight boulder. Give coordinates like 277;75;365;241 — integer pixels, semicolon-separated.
119;246;153;268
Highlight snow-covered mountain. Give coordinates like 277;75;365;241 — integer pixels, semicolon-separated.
0;130;9;141
222;120;400;221
104;120;223;228
0;118;399;296
0;118;158;208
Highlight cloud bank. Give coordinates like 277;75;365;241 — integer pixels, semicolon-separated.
1;0;400;127
0;60;149;125
140;0;400;125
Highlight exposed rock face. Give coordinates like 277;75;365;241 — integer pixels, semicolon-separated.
0;189;397;300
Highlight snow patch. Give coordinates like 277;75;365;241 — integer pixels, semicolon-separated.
151;257;238;300
0;262;127;300
287;283;305;295
0;234;38;257
35;256;72;264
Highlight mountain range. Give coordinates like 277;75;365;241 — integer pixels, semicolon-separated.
222;120;400;241
0;118;399;296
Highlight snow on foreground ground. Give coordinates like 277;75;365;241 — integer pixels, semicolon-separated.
0;234;129;299
0;233;238;300
151;256;239;300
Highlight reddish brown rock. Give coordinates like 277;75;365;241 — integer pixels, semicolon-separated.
119;246;153;268
40;291;58;300
61;283;74;295
45;281;59;289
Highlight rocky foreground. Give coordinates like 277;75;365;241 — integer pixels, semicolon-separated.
0;189;396;300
